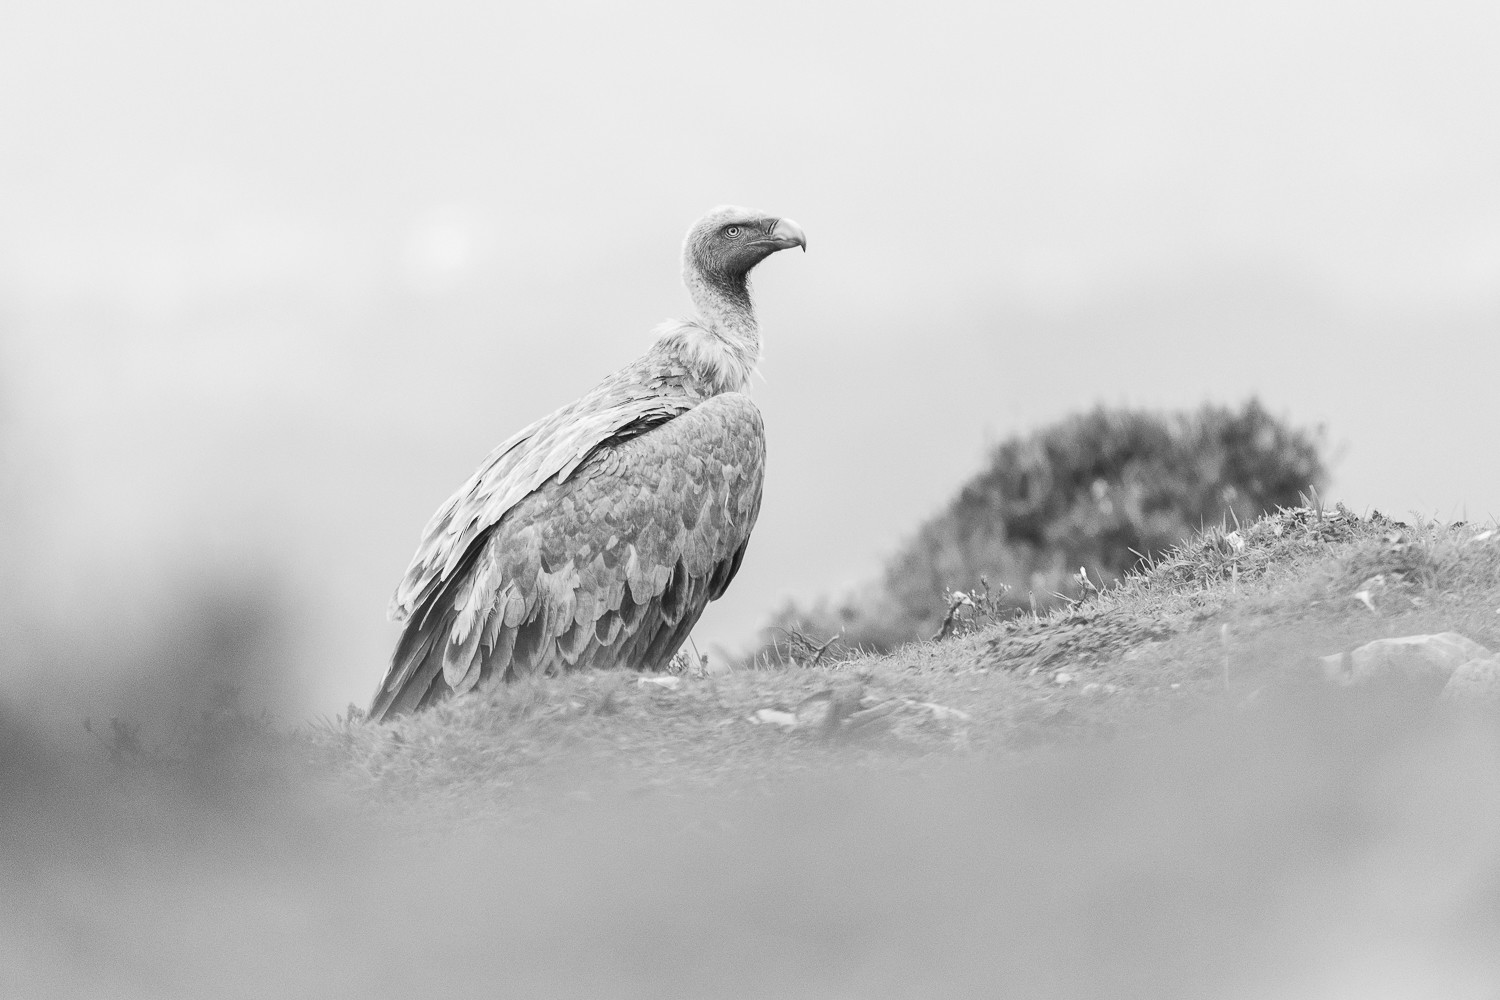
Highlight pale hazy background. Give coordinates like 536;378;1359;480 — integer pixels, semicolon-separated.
1;0;1496;715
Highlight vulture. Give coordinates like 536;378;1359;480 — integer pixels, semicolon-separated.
369;206;806;720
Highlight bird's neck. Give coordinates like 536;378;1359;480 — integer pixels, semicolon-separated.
658;266;760;395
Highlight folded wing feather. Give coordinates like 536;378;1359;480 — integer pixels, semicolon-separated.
370;392;764;719
389;358;703;623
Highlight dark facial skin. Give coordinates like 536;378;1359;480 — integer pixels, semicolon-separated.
691;216;807;301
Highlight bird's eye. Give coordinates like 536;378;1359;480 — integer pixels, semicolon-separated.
724;225;742;238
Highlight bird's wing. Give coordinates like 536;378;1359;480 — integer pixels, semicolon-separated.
389;362;698;622
370;392;765;719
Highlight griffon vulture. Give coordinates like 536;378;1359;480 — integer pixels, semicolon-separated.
369;206;805;720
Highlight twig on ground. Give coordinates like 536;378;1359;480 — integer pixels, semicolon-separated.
775;626;844;668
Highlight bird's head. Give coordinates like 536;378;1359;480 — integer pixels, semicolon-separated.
683;205;806;294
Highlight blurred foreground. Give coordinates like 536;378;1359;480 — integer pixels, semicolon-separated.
4;682;1499;997
7;505;1500;997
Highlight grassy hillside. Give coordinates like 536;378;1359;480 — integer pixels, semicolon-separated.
307;502;1500;816
7;503;1500;998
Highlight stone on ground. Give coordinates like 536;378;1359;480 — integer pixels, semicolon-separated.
1318;632;1491;696
1440;656;1500;703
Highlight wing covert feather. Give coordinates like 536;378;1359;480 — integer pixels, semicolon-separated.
369;393;765;719
389;354;705;623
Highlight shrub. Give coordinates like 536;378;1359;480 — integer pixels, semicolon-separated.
758;399;1326;660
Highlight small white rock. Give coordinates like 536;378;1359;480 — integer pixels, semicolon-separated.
750;708;799;728
1054;672;1074;686
1439;656;1500;702
915;701;973;722
1318;633;1491;694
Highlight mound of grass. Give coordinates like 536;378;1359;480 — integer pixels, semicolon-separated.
308;503;1500;823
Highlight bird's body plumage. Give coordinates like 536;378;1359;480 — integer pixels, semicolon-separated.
369;207;803;720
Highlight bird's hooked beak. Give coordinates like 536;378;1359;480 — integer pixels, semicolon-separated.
761;217;807;252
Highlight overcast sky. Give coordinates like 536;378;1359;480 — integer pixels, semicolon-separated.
2;0;1497;713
